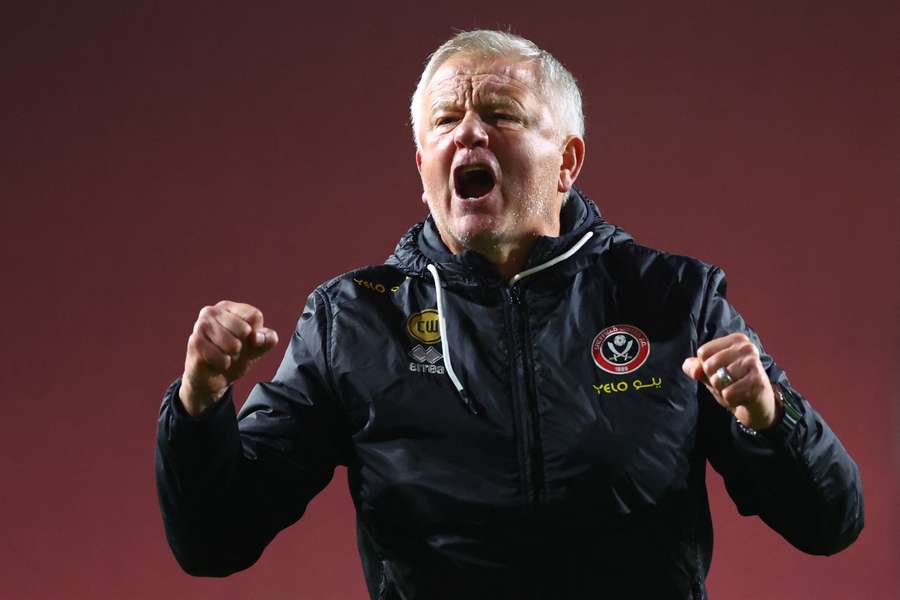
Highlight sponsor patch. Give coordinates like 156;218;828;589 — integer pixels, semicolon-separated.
593;377;663;395
352;276;403;294
353;277;387;293
407;309;441;344
409;344;442;365
591;324;650;375
408;344;445;374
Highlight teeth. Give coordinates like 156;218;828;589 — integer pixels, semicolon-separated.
457;164;489;175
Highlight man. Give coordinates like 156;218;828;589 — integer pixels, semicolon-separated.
156;30;863;599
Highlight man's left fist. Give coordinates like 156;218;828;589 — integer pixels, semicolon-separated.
681;332;780;431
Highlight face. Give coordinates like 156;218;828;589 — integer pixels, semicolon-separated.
415;55;583;257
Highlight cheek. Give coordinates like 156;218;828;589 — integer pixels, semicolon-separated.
422;167;447;196
418;159;440;186
420;149;451;180
529;147;564;183
503;153;558;191
420;164;450;206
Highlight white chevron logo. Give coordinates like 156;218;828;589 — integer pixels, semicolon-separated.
409;344;443;365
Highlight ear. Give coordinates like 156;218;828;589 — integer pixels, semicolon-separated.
416;150;428;205
557;136;585;193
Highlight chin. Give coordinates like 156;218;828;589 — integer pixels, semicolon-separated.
449;225;506;254
450;214;501;239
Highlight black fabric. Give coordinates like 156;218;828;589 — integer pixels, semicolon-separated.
156;188;863;599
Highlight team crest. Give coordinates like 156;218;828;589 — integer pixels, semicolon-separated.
591;324;650;374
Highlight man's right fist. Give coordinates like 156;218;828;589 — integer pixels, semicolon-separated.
179;300;279;417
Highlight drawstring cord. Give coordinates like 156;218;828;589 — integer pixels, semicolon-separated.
426;264;478;414
427;231;595;416
509;231;594;285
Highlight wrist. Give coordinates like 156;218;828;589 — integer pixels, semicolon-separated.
761;383;803;441
736;383;804;441
178;376;226;417
758;383;786;431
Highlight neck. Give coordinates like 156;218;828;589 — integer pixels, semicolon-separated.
440;228;557;283
433;192;569;282
477;239;535;282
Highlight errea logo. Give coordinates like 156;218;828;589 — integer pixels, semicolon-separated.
408;344;444;374
407;309;440;344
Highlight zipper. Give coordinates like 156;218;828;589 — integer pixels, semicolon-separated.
505;285;546;508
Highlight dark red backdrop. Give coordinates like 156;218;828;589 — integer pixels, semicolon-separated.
2;2;896;598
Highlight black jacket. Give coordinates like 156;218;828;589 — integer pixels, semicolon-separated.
156;189;863;599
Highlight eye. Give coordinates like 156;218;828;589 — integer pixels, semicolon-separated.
491;112;520;124
434;115;459;127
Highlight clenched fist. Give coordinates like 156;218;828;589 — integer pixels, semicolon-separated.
179;300;279;417
681;332;781;431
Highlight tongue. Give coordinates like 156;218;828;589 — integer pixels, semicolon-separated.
457;170;494;199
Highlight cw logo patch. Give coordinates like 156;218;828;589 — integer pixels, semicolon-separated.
407;309;441;344
591;324;650;375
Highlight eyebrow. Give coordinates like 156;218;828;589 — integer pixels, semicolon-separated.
429;94;525;115
480;95;524;112
430;98;461;114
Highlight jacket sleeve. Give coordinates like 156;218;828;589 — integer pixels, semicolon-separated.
696;267;864;555
155;290;350;576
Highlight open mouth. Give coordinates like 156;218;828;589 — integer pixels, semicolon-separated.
453;165;496;199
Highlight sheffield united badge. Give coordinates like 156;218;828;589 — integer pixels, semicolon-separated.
591;324;650;374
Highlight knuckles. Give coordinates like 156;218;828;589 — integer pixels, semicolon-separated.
234;321;253;339
196;318;243;355
186;301;263;379
738;341;759;358
697;334;759;366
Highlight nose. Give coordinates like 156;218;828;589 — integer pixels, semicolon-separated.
453;112;488;149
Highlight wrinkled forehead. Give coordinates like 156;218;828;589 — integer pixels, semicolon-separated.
424;55;543;105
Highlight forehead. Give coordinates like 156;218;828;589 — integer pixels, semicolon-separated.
424;55;542;104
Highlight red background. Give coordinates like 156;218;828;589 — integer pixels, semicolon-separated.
2;2;896;598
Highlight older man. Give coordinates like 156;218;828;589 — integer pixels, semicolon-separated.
156;30;862;599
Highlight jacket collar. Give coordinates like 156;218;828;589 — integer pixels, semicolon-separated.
386;187;631;290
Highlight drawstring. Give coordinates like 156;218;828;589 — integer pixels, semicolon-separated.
427;230;595;416
509;231;594;285
427;264;478;414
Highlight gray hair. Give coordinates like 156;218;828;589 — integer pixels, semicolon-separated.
410;30;585;147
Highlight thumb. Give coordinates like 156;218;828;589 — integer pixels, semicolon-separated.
250;327;280;353
682;357;703;381
224;327;280;383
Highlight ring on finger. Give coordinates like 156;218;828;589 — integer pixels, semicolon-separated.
715;366;735;388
